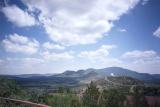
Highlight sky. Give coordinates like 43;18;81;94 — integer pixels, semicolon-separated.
0;0;160;74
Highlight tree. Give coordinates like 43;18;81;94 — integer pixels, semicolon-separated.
42;93;82;107
82;81;100;107
58;86;65;93
57;86;71;93
99;89;125;107
71;99;82;107
130;86;149;107
0;77;28;107
0;77;26;98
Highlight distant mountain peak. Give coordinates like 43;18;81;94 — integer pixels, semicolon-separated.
76;70;85;74
4;67;160;86
62;70;75;75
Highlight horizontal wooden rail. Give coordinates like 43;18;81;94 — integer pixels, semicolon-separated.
0;97;51;107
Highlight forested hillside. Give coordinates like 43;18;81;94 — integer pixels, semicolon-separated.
0;76;160;107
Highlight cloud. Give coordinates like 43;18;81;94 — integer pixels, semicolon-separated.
141;0;149;5
118;28;127;32
6;57;44;65
41;51;74;61
122;50;157;58
2;5;36;27
22;58;44;64
2;33;39;54
22;0;140;45
124;50;160;65
127;56;160;74
0;59;4;64
121;50;160;73
78;45;122;68
78;45;116;61
0;57;45;74
153;26;160;38
42;42;65;50
133;56;160;64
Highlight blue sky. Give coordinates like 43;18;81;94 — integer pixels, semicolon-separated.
0;0;160;74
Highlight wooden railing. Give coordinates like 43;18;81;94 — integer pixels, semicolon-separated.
0;97;51;107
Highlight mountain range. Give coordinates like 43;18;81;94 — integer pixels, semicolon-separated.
1;67;160;90
54;67;160;84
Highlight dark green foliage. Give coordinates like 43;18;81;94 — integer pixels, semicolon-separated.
42;93;82;107
82;81;100;107
70;99;82;107
99;89;125;107
57;86;71;93
0;77;27;98
58;86;65;93
28;90;40;103
130;86;150;107
14;76;78;90
1;76;160;107
144;86;160;96
0;77;28;107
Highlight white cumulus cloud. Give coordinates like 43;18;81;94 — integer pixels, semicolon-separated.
118;28;127;32
79;45;116;60
22;0;140;45
141;0;149;5
42;42;65;50
153;26;160;38
41;51;74;61
121;50;160;73
122;50;157;58
6;57;44;65
2;33;39;54
2;5;36;27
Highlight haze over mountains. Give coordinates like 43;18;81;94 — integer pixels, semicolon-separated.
2;67;160;88
18;67;160;81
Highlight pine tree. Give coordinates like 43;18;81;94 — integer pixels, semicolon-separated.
99;89;125;107
131;86;149;107
82;81;100;107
